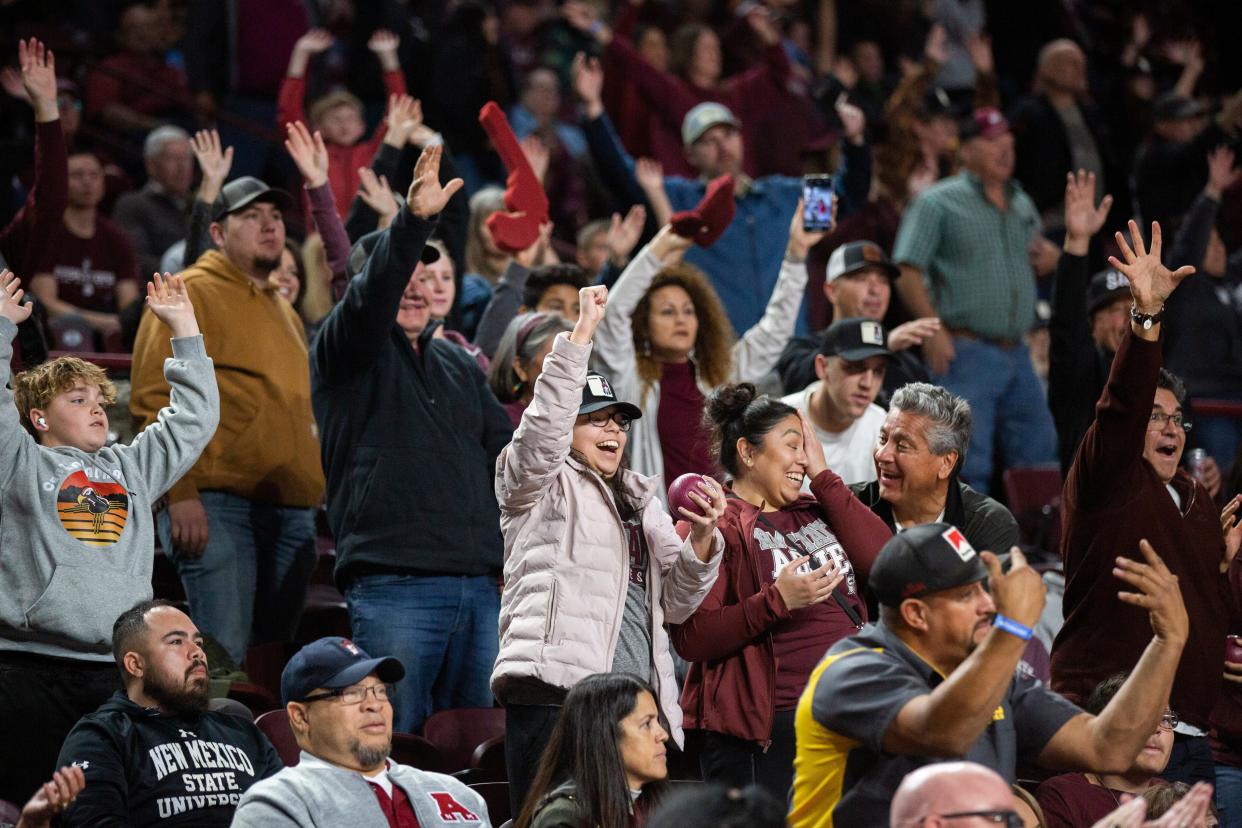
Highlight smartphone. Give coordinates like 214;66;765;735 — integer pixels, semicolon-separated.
802;175;836;232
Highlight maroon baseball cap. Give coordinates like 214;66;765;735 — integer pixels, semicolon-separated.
961;108;1010;141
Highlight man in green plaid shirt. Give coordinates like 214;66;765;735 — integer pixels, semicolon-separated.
891;108;1057;493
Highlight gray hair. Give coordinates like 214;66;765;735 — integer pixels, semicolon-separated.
487;312;574;403
143;125;189;159
889;382;972;460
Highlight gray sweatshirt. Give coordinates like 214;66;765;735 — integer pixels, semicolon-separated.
0;317;219;661
230;752;492;827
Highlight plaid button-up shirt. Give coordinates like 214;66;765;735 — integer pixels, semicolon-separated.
893;171;1042;342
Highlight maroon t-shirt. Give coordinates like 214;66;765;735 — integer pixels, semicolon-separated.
40;216;139;313
657;361;713;482
1035;773;1161;828
755;507;866;710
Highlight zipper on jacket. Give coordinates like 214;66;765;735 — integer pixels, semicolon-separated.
543;578;559;644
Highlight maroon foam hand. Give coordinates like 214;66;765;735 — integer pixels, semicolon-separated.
479;102;549;253
670;174;735;247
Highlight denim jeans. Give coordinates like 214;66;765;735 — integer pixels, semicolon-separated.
934;336;1058;493
1218;764;1242;827
1191;391;1242;478
344;574;500;733
158;491;317;663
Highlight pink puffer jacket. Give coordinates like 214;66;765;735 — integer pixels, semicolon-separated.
491;333;722;746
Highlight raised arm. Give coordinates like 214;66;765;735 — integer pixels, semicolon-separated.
0;272;36;483
312;145;461;384
496;286;606;513
1037;540;1187;771
184;130;233;267
284;121;351;277
730;204;821;381
574;53;649;210
277;29;333;131
117;274;220;499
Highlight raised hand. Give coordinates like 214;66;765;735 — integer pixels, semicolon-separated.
1222;494;1242;570
775;555;843;610
1147;781;1214;827
924;23;949;66
406;144;464;219
146;273;199;338
888;317;941;352
1206;146;1239;200
650;223;693;264
606;204;647;265
571;52;605;118
965;33;994;74
284;121;329;188
356;167;399;229
1108;220;1195;314
367;29;401;71
744;3;780;47
1063;169;1113;253
835;93;866;146
563;1;611;44
788;198;830;258
981;546;1046;629
190;129;234;204
18;38;58;123
569;284;608;345
17;765;85;828
519;134;550;184
681;475;727;556
635;157;664;195
288;28;333;78
1114;539;1189;646
515;222;552;268
383;94;426;148
0;270;32;325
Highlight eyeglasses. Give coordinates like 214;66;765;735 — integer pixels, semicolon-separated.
931;810;1023;827
584;410;632;431
1149;411;1193;432
302;682;394;705
1159;711;1179;731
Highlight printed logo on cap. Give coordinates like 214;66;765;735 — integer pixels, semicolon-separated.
861;244;883;263
860;321;884;346
1104;270;1127;291
941;526;976;561
587;376;613;398
338;639;361;656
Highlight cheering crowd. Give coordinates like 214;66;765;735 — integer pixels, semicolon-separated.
2;0;1242;826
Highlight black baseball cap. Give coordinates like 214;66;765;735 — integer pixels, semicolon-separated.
960;107;1010;141
1086;268;1131;315
916;86;957;120
826;241;900;283
347;228;441;278
1152;92;1204;122
281;636;405;705
819;317;894;362
869;522;990;607
581;372;642;420
211;176;294;222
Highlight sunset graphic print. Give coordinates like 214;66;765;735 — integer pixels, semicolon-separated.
56;470;128;546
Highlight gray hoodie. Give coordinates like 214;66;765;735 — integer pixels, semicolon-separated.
0;317;219;661
230;751;492;827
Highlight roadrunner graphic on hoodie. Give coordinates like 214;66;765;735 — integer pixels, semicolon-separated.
56;468;128;546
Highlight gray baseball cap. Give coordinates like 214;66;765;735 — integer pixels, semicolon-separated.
682;102;742;147
211;176;294;222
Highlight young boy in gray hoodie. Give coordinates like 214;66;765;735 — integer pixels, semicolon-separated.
0;270;219;806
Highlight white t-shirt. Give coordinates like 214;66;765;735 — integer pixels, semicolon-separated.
781;382;885;488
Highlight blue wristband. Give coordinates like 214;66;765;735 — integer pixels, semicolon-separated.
992;614;1033;641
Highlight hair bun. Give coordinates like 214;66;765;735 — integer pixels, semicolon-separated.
706;382;757;426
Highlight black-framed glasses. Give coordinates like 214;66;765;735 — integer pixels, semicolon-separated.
302;682;394;706
1149;411;1192;432
584;410;633;431
933;810;1023;827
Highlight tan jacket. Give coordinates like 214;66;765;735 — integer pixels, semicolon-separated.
130;250;324;507
492;334;722;746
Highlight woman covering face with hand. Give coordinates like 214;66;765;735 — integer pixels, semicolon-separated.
670;383;891;799
492;284;726;815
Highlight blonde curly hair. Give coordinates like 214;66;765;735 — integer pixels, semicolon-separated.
13;357;116;434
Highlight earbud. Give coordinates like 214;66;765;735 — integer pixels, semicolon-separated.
36;417;47;428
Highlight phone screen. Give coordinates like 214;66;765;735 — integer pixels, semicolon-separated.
802;176;835;232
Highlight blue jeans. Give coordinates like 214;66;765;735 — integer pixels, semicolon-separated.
1218;764;1242;827
345;574;499;733
1192;391;1242;478
934;336;1058;493
158;491;316;663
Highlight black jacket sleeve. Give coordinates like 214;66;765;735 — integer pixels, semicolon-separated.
312;208;439;385
472;260;531;357
56;720;131;828
1047;251;1097;474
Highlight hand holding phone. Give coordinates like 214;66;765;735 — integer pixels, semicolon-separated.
802;175;835;232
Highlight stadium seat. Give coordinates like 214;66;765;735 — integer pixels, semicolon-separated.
421;707;506;773
255;709;301;766
227;681;278;716
294;584;351;641
1002;465;1064;554
468;781;511;824
469;734;507;783
242;641;301;703
390;733;447;773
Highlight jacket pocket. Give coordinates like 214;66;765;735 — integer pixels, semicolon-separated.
543;577;560;645
25;565;146;649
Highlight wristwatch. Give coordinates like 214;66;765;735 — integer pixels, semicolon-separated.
1130;303;1165;330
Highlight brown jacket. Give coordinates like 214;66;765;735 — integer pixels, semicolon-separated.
130;250;324;507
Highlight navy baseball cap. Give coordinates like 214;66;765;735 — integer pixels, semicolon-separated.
281;637;405;705
581;372;642;420
869;522;990;607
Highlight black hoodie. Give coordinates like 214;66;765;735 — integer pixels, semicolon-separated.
55;691;282;827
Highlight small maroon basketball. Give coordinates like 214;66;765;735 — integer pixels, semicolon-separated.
1228;635;1242;664
668;473;709;518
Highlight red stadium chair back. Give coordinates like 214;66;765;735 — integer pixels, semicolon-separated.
390;733;447;773
255;709;301;767
422;707;506;773
470;734;507;783
1002;466;1064;554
